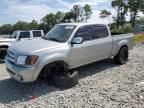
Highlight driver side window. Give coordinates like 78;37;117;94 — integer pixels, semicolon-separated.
75;26;93;42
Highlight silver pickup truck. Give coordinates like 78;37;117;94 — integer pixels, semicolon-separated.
0;30;44;62
5;23;134;88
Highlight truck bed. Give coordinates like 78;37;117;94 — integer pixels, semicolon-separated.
111;33;134;56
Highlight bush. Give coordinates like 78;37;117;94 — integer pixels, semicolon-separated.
111;27;118;33
123;24;133;33
111;26;123;33
111;24;134;33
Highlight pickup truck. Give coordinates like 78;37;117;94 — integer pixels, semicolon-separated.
5;23;134;88
0;30;44;62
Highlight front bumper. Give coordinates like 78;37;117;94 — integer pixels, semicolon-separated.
5;56;36;82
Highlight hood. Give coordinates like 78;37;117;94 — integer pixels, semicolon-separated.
9;38;65;54
0;38;15;42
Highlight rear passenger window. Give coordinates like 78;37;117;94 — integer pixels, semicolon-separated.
93;25;108;39
33;31;42;37
19;32;30;38
75;26;93;41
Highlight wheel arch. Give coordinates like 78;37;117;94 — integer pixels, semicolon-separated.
115;40;129;56
37;60;69;79
0;45;9;48
33;56;70;80
115;44;128;57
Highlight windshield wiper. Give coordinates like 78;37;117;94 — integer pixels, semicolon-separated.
47;38;61;42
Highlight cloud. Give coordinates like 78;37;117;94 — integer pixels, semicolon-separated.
9;4;53;22
75;0;110;6
1;0;143;25
0;0;55;24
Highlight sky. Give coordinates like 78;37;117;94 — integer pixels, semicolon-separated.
0;0;142;25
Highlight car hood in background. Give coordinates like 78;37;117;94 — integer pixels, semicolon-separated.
0;38;15;42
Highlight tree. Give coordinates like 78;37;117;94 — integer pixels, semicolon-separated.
12;21;30;31
83;4;92;22
100;9;112;24
128;0;144;27
72;5;80;22
0;24;13;34
29;20;38;30
42;13;57;30
56;11;65;23
111;0;128;28
63;12;76;22
137;17;144;25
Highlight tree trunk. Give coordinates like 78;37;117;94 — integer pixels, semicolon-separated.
132;12;137;28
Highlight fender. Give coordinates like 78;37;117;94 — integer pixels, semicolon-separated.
33;53;69;80
0;42;10;48
115;40;128;55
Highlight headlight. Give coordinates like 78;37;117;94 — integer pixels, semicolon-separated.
17;55;38;65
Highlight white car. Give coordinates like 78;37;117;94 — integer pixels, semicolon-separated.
0;30;44;62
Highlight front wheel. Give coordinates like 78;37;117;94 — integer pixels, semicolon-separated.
114;47;128;65
0;48;7;63
52;71;79;89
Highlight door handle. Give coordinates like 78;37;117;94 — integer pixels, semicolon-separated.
87;45;91;47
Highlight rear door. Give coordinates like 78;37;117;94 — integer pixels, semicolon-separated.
32;31;43;38
90;25;113;61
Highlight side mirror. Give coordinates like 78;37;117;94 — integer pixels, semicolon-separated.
16;37;21;41
71;37;83;44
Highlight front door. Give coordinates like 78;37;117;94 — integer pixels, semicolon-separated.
69;26;94;68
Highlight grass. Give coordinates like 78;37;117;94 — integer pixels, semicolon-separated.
134;33;144;43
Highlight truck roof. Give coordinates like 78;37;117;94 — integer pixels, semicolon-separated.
15;30;43;32
58;23;108;27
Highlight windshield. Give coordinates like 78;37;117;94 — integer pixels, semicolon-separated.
11;31;18;38
43;25;76;42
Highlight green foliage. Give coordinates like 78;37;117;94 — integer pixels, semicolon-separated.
110;0;144;28
111;0;128;27
123;24;134;33
29;20;38;30
63;12;76;22
128;0;144;27
12;21;30;31
111;24;133;33
100;9;111;24
0;24;13;34
83;4;92;22
56;11;65;23
100;10;111;18
42;13;57;26
137;17;144;25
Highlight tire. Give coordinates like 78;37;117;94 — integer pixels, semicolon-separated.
0;48;7;63
52;71;79;89
114;47;128;65
39;62;68;85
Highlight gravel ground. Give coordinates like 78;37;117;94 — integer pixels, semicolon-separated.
0;45;144;108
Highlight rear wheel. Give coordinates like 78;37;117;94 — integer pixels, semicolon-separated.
0;48;7;63
114;47;128;65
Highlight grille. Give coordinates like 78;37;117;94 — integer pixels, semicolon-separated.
7;50;16;63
